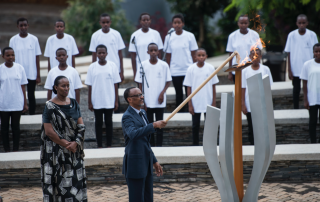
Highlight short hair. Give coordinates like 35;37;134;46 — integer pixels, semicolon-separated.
196;48;207;54
52;76;68;94
55;19;65;26
297;14;308;21
96;44;107;53
100;13;110;20
147;43;158;50
313;43;320;50
250;47;262;55
124;87;137;103
172;14;184;23
56;48;67;56
2;47;14;55
238;14;249;22
139;12;151;21
17;17;28;25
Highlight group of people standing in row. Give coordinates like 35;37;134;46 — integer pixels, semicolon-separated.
0;11;319;202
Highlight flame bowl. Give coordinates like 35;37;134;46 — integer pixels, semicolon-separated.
224;62;253;72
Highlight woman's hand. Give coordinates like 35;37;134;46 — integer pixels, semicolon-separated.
61;139;71;148
66;141;78;153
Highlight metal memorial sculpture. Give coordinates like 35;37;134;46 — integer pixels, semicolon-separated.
203;73;276;202
164;50;275;201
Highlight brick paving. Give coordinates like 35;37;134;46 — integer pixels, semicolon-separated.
1;182;320;201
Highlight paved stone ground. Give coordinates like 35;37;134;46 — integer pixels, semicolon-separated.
1;182;320;201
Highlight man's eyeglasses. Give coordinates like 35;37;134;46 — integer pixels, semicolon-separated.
129;94;144;98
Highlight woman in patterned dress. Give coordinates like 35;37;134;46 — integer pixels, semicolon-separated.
41;76;87;202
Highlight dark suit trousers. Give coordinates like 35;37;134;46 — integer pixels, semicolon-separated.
126;162;153;202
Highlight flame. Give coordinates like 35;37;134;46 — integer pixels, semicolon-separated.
238;51;250;67
236;13;267;67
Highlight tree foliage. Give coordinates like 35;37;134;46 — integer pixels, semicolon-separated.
62;0;134;55
224;0;320;49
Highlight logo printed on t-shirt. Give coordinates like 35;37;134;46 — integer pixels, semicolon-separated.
106;73;112;79
157;71;162;78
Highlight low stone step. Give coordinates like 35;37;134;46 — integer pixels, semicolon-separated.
0;144;319;187
18;110;309;131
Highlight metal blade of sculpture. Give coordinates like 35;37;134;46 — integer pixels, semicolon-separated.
203;73;276;202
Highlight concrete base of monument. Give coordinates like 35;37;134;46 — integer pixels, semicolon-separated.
0;144;319;187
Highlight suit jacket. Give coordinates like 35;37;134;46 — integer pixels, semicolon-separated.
122;106;157;179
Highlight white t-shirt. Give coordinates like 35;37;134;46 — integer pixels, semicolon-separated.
183;62;219;113
0;63;28;111
300;59;320;106
44;33;79;69
85;61;121;109
9;33;42;80
226;29;260;75
242;64;273;112
129;28;164;73
135;59;172;108
89;28;125;73
44;66;83;99
163;30;198;76
284;29;318;77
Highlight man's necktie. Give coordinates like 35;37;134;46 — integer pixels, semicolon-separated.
139;111;147;125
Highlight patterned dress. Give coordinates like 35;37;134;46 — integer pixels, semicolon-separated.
40;101;87;202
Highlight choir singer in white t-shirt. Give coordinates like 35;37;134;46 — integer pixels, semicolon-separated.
285;14;318;109
0;47;28;152
300;43;320;143
44;20;79;71
44;48;83;104
129;13;164;80
183;48;219;146
164;14;198;112
135;43;172;147
226;14;260;83
241;48;273;145
9;17;42;115
85;45;121;148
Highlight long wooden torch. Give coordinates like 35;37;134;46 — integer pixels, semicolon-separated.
164;51;240;122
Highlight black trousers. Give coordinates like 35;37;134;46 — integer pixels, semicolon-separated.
146;108;164;147
94;108;113;147
27;79;37;115
309;105;320;143
126;163;153;202
232;74;235;84
246;112;254;145
292;77;301;109
172;76;188;111
192;113;206;146
0;111;22;151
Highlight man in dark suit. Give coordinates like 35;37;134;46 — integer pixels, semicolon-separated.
122;87;167;202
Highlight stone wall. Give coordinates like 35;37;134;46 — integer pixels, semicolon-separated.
1;160;320;187
32;94;304;115
1;122;319;152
